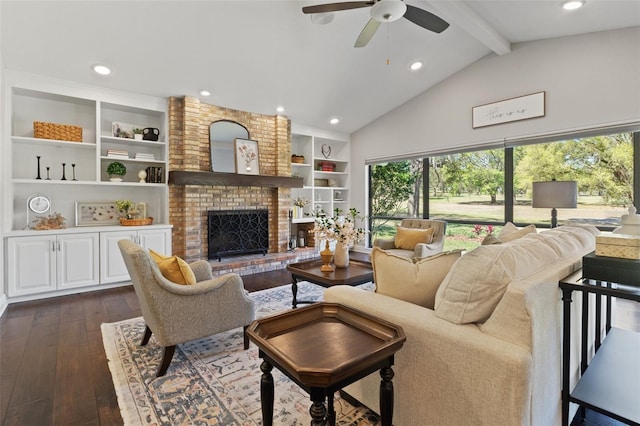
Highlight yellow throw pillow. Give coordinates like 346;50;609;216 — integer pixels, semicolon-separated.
372;246;462;309
148;249;197;285
394;226;435;250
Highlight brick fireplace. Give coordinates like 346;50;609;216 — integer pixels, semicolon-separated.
167;96;295;264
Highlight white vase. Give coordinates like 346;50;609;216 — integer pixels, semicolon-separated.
334;241;349;268
294;206;303;219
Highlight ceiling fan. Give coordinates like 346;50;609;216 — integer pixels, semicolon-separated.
302;0;449;47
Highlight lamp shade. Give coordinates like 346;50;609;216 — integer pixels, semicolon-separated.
531;181;578;208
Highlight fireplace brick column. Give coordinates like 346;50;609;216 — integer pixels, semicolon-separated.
168;96;293;263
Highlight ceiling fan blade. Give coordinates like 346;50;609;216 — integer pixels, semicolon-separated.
302;1;374;14
404;4;449;33
354;18;381;48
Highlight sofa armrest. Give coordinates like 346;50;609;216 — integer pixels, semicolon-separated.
372;237;396;250
324;286;532;426
413;242;444;258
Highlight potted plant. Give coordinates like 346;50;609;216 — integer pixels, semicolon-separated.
132;128;143;140
107;161;127;182
115;200;133;218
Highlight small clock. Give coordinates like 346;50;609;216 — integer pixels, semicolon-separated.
29;194;51;214
26;193;51;229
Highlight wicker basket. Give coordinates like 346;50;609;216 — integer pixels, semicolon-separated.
119;217;154;226
33;121;83;142
291;155;305;164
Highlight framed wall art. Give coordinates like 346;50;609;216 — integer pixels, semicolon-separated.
234;138;259;175
472;91;545;128
75;201;123;226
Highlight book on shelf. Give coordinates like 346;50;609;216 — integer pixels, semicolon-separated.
145;166;163;183
106;149;129;159
135;153;155;160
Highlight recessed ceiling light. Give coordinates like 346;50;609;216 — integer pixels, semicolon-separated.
562;1;584;10
410;60;423;71
92;64;111;75
329;117;340;125
199;90;211;97
276;106;285;113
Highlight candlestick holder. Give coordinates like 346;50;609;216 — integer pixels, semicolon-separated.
71;163;77;181
61;163;67;180
46;167;51;180
35;156;42;179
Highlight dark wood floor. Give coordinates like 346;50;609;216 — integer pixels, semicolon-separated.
1;267;637;426
0;269;289;426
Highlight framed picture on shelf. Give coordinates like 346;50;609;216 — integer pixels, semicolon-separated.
234;138;259;175
75;201;123;226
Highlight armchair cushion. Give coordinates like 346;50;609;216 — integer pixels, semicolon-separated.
372;246;462;309
394;226;434;250
149;249;197;285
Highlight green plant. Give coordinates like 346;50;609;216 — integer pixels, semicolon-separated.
132;128;143;134
107;161;127;176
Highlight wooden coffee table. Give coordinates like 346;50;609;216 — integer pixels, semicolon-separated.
286;258;373;308
247;302;405;426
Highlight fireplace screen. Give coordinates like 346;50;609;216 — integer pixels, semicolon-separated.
208;209;268;261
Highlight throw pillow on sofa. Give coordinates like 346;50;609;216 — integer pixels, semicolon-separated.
372;246;462;309
148;249;197;285
481;223;536;245
394;226;435;250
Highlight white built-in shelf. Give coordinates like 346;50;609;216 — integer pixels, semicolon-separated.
12;136;96;148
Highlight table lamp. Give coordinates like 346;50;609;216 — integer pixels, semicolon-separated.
532;180;578;228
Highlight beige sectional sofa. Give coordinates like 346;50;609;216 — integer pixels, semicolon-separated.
325;225;599;426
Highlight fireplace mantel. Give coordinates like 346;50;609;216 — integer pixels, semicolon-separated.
169;170;303;188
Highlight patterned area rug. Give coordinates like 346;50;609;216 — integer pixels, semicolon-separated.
101;281;379;425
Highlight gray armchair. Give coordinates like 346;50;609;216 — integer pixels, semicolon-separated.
373;219;447;258
118;239;255;377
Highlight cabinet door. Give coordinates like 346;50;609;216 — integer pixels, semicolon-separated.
100;231;135;284
57;233;100;290
138;228;172;255
7;236;56;297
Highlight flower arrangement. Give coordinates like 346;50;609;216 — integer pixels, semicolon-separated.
293;196;310;208
313;207;367;246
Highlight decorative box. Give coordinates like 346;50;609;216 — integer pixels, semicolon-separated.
582;251;640;287
33;121;83;142
595;234;640;260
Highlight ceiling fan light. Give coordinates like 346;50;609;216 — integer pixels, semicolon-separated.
371;0;407;22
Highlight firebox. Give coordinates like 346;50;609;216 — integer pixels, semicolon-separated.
207;209;269;261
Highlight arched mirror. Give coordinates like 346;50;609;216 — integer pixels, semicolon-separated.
209;120;249;172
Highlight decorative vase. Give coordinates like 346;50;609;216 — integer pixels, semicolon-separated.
334;241;349;268
109;175;123;182
320;240;334;272
293;206;304;219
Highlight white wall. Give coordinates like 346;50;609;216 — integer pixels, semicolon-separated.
350;27;640;219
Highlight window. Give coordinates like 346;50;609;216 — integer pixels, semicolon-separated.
514;133;633;227
368;130;638;251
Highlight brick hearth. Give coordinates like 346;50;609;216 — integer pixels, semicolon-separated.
208;247;318;276
168;96;298;265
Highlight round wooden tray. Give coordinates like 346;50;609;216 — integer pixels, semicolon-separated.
120;217;153;226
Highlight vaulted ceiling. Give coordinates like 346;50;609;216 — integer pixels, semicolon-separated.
2;1;640;133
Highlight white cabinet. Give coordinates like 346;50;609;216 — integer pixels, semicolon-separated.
100;226;172;284
290;129;350;222
7;232;99;297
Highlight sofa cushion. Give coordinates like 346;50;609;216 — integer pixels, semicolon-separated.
434;226;595;324
394;226;434;250
372;246;462;309
149;249;197;285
